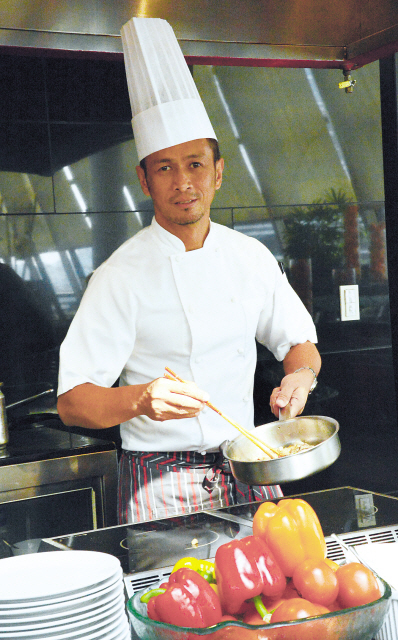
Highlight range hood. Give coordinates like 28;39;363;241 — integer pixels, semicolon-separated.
0;0;397;69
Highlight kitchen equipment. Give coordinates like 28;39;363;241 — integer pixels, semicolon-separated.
127;575;391;640
221;415;341;485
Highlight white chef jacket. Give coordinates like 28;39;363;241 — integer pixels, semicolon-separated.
58;217;317;453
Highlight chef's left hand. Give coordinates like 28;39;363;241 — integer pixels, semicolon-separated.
269;371;311;419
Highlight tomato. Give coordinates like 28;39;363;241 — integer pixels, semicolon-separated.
205;618;278;640
327;600;341;611
262;580;300;612
270;598;330;640
243;610;267;625
292;558;339;606
336;562;381;608
282;581;301;599
239;611;281;639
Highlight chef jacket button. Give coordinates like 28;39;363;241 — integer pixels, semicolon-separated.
231;297;236;303
195;356;202;364
237;347;244;355
243;395;250;402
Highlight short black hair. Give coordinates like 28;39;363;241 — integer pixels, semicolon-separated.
139;138;221;177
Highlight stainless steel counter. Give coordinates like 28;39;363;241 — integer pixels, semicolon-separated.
0;418;118;551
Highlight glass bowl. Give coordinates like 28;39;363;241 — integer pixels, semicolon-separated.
127;577;392;640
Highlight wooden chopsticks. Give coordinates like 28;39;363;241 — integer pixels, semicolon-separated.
164;367;280;459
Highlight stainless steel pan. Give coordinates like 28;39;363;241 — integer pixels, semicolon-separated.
221;415;340;485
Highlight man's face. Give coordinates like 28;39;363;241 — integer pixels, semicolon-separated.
136;138;224;234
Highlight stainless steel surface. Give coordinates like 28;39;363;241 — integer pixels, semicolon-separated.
0;447;118;528
222;415;341;485
0;1;397;67
0;384;8;449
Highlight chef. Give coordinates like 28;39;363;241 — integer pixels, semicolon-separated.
57;17;321;524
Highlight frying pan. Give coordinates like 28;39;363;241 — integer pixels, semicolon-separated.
221;415;340;485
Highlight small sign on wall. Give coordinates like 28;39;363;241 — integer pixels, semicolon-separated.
339;284;360;321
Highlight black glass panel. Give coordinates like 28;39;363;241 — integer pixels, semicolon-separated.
44;57;132;123
0;121;52;176
0;54;47;121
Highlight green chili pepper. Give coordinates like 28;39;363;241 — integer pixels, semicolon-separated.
140;588;166;603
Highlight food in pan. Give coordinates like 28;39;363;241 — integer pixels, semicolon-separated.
277;440;315;456
251;440;315;461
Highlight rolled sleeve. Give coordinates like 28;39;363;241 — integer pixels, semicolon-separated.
58;264;137;395
255;258;317;362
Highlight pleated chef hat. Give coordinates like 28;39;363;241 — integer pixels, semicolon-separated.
120;17;217;161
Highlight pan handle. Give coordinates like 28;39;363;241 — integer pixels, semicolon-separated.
219;439;230;455
279;405;293;421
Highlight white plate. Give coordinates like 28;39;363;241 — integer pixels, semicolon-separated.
82;617;130;640
0;571;122;610
99;618;130;640
0;606;127;639
0;551;122;605
0;581;123;619
0;593;125;631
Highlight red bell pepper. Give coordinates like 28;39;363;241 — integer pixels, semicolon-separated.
146;567;222;628
214;535;286;615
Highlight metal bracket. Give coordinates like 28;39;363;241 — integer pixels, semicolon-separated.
339;70;356;93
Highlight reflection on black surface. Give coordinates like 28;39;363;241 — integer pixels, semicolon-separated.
52;512;248;574
0;264;57;387
0;421;112;467
0;52;396;492
220;488;398;537
47;489;398;575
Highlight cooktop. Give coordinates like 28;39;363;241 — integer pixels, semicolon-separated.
41;487;398;575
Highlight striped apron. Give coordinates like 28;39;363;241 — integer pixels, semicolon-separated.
117;450;283;524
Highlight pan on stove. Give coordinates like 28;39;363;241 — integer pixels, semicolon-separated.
221;415;340;485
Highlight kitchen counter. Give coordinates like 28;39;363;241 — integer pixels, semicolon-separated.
0;415;119;545
39;487;398;589
0;416;116;466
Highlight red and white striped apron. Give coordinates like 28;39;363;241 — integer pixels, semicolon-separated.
118;450;283;524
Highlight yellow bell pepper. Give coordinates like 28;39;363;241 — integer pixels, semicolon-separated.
252;498;327;577
325;558;340;572
252;501;278;538
171;557;216;583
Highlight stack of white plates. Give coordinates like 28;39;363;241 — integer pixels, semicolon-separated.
0;550;130;639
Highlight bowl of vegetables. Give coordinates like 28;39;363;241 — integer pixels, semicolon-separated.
127;578;391;640
127;499;392;640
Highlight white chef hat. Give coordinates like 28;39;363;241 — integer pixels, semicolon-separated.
120;17;217;161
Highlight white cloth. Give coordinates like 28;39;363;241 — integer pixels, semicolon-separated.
58;218;317;452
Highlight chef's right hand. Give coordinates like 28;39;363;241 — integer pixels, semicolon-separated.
137;377;210;421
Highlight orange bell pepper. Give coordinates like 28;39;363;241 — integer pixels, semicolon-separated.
252;499;327;577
